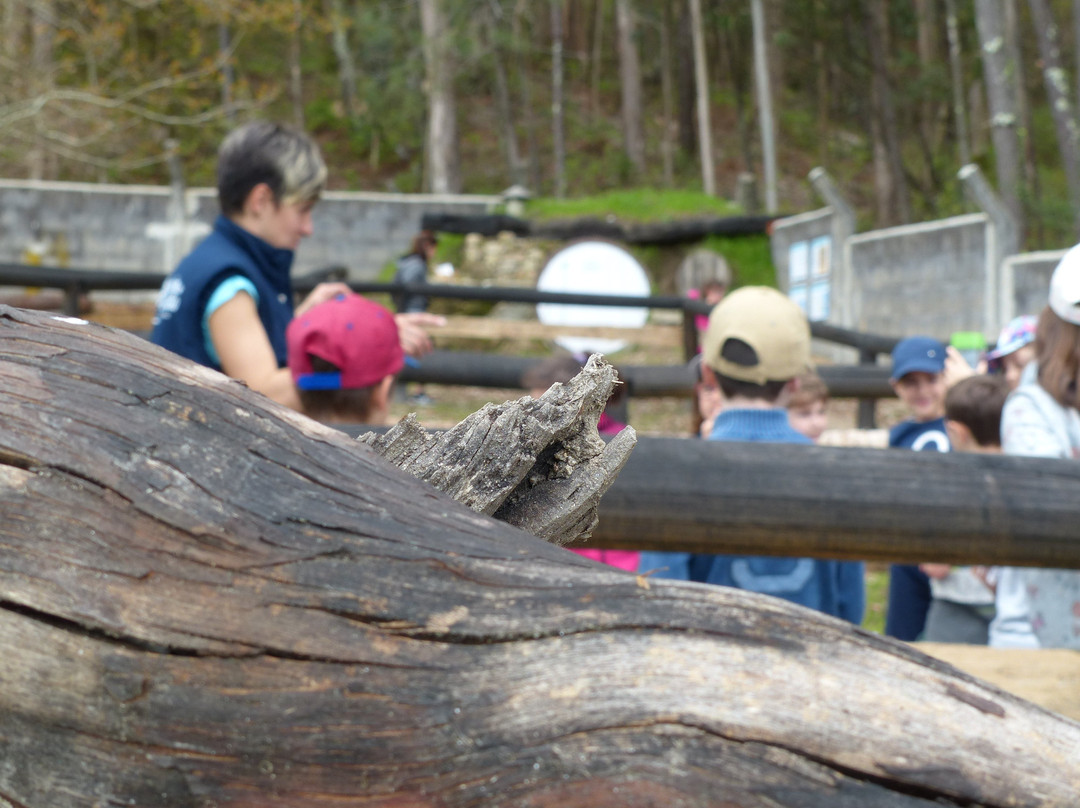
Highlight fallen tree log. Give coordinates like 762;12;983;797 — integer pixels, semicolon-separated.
2;304;1080;807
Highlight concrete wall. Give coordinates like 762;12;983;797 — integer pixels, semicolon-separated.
1002;249;1064;322
846;213;993;339
0;179;500;281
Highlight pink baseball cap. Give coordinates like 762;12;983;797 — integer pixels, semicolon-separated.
287;293;404;390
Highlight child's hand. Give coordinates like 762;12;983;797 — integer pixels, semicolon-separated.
943;345;987;388
394;312;446;358
919;562;952;580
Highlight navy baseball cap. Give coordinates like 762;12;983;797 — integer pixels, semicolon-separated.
890;336;946;381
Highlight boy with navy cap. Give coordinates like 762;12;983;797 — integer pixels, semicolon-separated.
885;335;951;640
888;336;950;452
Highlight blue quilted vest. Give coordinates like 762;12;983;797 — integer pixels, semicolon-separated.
150;215;296;371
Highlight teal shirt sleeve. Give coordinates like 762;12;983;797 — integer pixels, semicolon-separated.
202;275;259;367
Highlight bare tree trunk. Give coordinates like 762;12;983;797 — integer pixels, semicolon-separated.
688;0;715;195
813;1;829;167
1005;0;1039;234
1027;0;1080;236
1075;0;1080;116
514;1;543;192
218;23;236;126
974;0;1024;233
721;22;754;176
486;1;524;186
420;0;462;194
864;4;910;226
28;0;55;180
751;0;778;213
289;0;305;130
589;0;606;120
324;0;359;124
676;3;696;155
914;0;939;149
551;0;567;198
615;0;646;175
1;0;24;67
945;0;971;166
660;0;676;186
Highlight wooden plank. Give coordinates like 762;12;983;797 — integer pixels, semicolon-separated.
434;314;684;347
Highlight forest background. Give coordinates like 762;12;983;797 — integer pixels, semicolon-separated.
2;0;1080;251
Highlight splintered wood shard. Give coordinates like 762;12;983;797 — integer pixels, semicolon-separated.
361;354;637;544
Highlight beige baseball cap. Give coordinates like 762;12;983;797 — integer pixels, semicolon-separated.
702;286;812;385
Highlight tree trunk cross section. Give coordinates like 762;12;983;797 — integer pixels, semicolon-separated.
1;306;1078;807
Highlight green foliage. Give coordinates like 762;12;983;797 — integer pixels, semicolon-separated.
6;0;1080;253
862;567;889;635
526;190;741;223
701;234;776;289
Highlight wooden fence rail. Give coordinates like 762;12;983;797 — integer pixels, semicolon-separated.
585;436;1080;568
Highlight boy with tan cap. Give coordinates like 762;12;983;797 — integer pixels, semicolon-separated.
638;286;865;624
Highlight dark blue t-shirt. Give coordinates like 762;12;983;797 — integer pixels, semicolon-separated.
889;417;950;452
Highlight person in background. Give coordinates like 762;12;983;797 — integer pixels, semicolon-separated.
392;230;440;405
286;293;403;426
393;230;438;316
689;354;723;438
689;277;731;353
639;287;864;625
786;371;829;443
917;374;1008;644
992;247;1080;649
986;314;1038;391
150;120;440;411
884;336;950;642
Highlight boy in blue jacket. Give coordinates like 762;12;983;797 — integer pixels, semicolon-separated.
639;286;865;624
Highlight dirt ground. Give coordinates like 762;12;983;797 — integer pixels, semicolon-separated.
914;644;1080;721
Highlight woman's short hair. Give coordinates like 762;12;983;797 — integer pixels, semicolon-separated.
410;230;438;256
217;121;327;216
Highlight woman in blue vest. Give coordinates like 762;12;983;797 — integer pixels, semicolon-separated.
151;120;440;411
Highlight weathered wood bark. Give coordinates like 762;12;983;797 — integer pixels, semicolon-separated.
363;356;636;544
3;305;1080;807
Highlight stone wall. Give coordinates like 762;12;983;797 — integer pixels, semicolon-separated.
0;179;500;282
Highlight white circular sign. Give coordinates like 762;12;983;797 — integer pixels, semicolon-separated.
536;241;650;355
